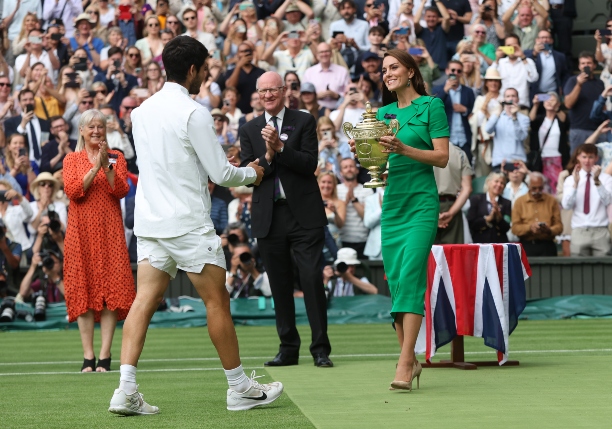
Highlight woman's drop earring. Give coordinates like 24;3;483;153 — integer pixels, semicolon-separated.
406;79;411;87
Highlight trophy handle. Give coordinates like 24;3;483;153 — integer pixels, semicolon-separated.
342;122;354;139
388;119;400;137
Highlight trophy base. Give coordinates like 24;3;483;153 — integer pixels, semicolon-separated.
364;179;387;188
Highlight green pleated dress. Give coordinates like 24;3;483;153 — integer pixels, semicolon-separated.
376;96;450;319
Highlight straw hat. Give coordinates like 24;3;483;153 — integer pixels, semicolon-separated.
30;172;60;201
75;12;95;26
483;68;502;80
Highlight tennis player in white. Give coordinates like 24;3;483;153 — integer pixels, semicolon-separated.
108;37;283;415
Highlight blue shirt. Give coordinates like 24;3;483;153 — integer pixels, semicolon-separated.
449;86;467;147
69;37;104;61
210;196;228;236
485;111;530;167
538;51;557;93
416;25;448;70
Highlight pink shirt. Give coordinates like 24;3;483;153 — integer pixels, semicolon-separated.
303;63;350;110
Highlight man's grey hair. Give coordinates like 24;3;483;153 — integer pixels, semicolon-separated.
526;171;548;186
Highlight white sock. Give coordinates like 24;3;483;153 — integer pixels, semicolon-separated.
224;364;250;393
119;364;137;394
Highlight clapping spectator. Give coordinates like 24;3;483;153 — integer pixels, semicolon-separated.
467;172;511;243
40;116;76;173
63;89;94;141
469;24;496;67
303;42;350;110
318;171;346;247
458;51;482;95
86;7;108;44
501;0;548;51
211;108;236;145
11;12;39;58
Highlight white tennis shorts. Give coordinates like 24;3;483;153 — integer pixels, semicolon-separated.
137;227;226;278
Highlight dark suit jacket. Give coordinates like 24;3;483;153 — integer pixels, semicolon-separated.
467;193;512;243
93;72;138;114
432;84;475;145
239;109;327;238
4;115;51;158
524;49;569;98
40;138;78;173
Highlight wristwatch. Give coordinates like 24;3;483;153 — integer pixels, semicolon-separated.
352;198;359;204
103;163;114;172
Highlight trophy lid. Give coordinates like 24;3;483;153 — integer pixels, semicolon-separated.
361;102;378;125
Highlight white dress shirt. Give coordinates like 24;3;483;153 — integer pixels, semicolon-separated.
562;170;612;229
16;115;45;163
132;82;256;238
42;0;83;38
491;57;539;107
264;108;287;199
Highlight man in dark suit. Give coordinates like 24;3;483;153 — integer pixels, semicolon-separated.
240;71;332;368
4;89;50;167
524;29;569;100
432;60;475;164
40;116;77;173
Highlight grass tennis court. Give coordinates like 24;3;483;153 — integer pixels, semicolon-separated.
1;320;611;428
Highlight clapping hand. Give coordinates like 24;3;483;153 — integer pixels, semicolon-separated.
572;164;581;186
96;141;109;170
261;124;283;153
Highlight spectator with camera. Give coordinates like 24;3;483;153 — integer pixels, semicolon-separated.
0;179;34;256
68;48;97;90
220;87;243;137
262;29;316;79
4;133;37;200
93;46;138;114
225;243;271;299
45;25;73;70
317;117;340;175
221;42;266;114
524;30;569;102
512;172;563;257
318;171;346;247
17;249;64;305
15;29;58;83
330;1;371;52
63;89;94;141
325;247;377;296
40;116;76;173
0;218;23;294
28;172;67;240
211;108;236;145
485;87;530;171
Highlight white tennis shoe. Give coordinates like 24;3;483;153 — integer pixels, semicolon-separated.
108;386;159;416
226;370;284;411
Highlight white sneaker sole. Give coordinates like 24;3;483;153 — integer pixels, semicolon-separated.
227;387;284;411
108;405;160;416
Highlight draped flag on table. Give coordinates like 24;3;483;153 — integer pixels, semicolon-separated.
425;244;531;365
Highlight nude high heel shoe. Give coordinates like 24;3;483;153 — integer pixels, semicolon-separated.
390;361;422;391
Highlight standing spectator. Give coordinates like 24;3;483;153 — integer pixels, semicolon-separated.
93;47;138;114
362;0;390;34
123;46;144;82
556;152;577;256
336;158;373;259
502;162;529;208
208;180;228;236
98;0;117;27
99;105;135;160
595;24;612;88
433;143;473;244
561;144;612;256
469;23;496;66
472;0;505;49
40;116;77;173
485;88;530;171
467;172;511;243
136;15;164;65
222;42;265;114
63;89;94;141
432;60;475;164
4;89;51;166
303;43;350;110
501;0;548;51
330;1;371;52
529;92;569;191
181;6;216;53
274;0;315;32
491;34;539;108
15;29;58;82
45;24;71;69
524;30;569;100
512;172;563;257
3;134;32;196
548;0;576;68
313;0;342;41
318;171;346;247
118;96;138;174
0;180;33;255
3;2;41;61
63;110;135;372
69;13;104;67
563;52;606;153
330;84;366;159
262;29;316;79
439;0;472;58
414;0;451;76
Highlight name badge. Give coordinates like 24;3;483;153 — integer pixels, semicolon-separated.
280;133;288;141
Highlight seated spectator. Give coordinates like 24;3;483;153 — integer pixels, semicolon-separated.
432;60;475;164
100;27;125;71
28;172;68;239
208;179;228;236
238;91;265;130
318;171;346;247
529;91;569;191
467;172;512;243
470;67;502;177
524;30;569;102
273;0;314;32
220;87;243;136
135;15;164;65
561;144;612;256
69;13;104;67
99;105;136;160
221;42;265;114
330;84;367;158
138;61;165;99
261;26;316;79
93;47;138;114
502;161;529;206
0;180;34;255
502;0;548;51
4;134;38;201
325;247;378;296
300;82;332;122
211;108;236;145
226;243;271;298
512;172;563;257
303;42;350;110
414;0;451;76
485;87;530;171
40;116;77;173
491;33;539;108
0;218;22;294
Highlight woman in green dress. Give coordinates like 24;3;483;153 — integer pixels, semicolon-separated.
350;49;449;391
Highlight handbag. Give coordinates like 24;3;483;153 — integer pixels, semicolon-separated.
527;117;557;172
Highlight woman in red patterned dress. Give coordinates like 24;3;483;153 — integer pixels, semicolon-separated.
64;109;135;373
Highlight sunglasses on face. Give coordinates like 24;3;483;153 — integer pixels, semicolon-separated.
184;16;196;21
81;100;93;105
148;23;160;27
39;182;54;188
96;89;106;94
474;30;485;34
128;53;140;58
0;82;9;87
449;69;463;73
167;20;179;24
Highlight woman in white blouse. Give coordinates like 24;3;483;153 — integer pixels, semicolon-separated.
0;180;33;255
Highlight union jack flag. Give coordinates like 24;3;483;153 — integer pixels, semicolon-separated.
423;244;531;365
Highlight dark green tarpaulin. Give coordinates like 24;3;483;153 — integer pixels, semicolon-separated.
2;295;612;332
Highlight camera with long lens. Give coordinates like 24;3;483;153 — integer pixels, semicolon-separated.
39;250;57;271
335;262;348;274
47;204;62;233
239;252;253;265
32;290;47;321
0;296;16;322
227;233;241;247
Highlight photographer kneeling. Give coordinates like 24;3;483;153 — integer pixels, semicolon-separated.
0;219;23;296
17;250;64;320
324;247;378;297
225;243;271;299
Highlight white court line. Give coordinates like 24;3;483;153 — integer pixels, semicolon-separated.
1;349;610;367
0;367;264;377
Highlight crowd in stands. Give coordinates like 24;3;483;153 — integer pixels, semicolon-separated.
0;0;611;308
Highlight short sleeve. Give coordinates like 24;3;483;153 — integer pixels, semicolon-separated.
563;77;576;98
428;97;450;139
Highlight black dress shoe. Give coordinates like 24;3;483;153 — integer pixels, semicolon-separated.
313;353;333;367
264;353;299;367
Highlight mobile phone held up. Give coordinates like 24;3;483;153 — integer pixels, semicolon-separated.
74;57;87;71
600;29;612;37
395;27;409;36
408;47;423;56
536;93;551;102
499;46;514;56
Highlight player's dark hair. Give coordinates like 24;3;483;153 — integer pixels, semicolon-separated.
162;36;208;84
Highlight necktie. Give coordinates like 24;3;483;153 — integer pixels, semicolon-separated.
584;173;591;215
29;122;40;160
270;116;281;202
